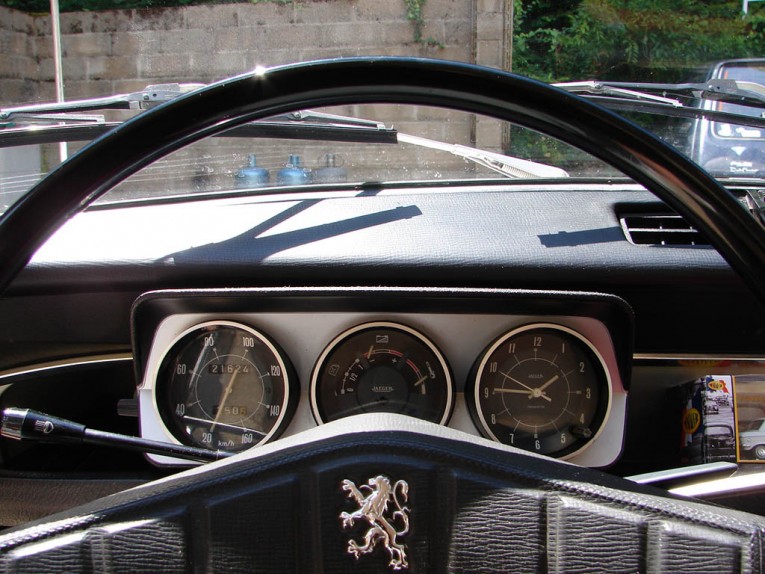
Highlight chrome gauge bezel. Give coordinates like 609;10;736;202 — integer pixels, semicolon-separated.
468;323;613;460
153;319;297;453
309;321;455;425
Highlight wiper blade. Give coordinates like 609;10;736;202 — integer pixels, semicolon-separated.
578;95;765;130
556;81;684;106
0;100;398;148
397;133;568;179
557;79;765;109
267;110;386;130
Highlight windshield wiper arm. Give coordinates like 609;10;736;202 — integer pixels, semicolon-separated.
556;81;684;106
557;79;765;109
0;95;399;148
0;83;206;123
0;87;389;129
397;133;568;179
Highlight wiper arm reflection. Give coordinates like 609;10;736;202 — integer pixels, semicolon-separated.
397;133;568;179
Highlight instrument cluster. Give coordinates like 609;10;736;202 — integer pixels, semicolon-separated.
136;289;629;468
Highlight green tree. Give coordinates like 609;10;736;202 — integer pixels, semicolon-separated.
514;0;765;82
513;0;583;81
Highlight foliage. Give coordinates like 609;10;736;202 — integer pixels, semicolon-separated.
514;0;765;82
403;0;443;47
513;0;583;81
403;0;425;42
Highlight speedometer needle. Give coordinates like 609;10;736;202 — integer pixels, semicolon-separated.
210;367;240;432
183;416;265;436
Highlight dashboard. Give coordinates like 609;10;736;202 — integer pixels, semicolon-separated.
1;184;765;526
133;288;630;467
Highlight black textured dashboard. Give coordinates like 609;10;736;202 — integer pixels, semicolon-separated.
2;185;762;370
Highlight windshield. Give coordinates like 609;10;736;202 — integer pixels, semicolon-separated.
706;425;734;436
2;0;765;213
740;418;765;432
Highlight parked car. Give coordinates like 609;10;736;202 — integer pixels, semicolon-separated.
705;423;737;461
689;58;765;178
740;417;765;459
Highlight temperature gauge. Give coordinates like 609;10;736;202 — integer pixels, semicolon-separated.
310;322;454;424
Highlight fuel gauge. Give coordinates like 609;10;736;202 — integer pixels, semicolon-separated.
310;322;454;424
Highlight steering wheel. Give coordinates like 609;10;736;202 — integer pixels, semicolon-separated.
1;58;765;571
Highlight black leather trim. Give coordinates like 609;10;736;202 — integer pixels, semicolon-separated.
0;477;146;528
1;415;763;572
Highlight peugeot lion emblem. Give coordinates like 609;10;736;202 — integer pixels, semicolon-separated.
339;475;410;570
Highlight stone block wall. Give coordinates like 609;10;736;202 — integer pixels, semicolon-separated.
0;0;498;102
0;1;513;199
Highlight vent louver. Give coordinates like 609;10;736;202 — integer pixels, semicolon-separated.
620;213;709;246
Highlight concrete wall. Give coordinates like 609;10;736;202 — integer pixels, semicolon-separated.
0;1;512;197
0;1;503;100
1;0;510;101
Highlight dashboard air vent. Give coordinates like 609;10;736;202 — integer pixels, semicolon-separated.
620;213;709;246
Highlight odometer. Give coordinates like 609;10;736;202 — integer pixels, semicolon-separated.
155;321;297;453
467;323;610;458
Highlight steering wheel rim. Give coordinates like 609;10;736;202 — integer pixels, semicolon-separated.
1;57;765;303
2;57;765;571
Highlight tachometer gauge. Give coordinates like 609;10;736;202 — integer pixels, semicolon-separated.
155;321;297;453
467;323;610;458
310;322;453;424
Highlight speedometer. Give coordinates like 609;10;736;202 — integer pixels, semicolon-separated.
467;323;611;458
155;321;297;453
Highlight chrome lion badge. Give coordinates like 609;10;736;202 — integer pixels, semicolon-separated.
339;475;410;570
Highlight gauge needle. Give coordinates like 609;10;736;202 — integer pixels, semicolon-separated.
413;374;428;394
537;374;559;392
493;388;535;395
499;371;536;393
183;416;265;436
210;367;240;432
498;370;552;402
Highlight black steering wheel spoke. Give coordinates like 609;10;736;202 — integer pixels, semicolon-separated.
1;415;764;572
